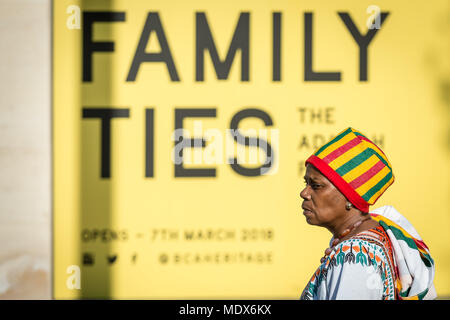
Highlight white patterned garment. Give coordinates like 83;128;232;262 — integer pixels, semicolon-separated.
301;206;436;300
301;224;397;300
370;206;436;300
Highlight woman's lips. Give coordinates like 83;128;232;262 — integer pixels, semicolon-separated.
302;205;314;215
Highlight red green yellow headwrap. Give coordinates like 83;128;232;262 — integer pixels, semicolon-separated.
305;127;394;213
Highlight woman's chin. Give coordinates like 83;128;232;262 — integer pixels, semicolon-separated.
303;212;316;225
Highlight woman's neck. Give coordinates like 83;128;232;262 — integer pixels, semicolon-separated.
329;211;372;239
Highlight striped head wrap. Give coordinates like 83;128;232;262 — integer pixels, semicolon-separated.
305;127;394;213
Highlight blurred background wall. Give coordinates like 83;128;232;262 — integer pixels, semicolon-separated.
0;0;448;300
0;0;51;299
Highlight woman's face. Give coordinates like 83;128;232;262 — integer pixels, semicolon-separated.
300;164;348;228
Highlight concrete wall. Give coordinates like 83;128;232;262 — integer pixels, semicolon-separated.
0;0;51;299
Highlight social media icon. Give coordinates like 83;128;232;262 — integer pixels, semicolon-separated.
107;255;117;265
83;253;94;266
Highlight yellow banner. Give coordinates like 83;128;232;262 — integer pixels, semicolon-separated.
53;0;450;298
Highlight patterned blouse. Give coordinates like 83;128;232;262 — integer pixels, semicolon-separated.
301;225;398;300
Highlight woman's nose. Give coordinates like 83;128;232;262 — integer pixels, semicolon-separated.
300;187;310;200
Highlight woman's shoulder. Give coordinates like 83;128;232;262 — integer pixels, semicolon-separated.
322;226;397;300
352;225;392;247
327;226;394;268
303;226;397;300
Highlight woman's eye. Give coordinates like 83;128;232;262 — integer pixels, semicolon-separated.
304;180;320;189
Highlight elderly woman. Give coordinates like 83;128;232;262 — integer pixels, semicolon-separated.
300;127;436;300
